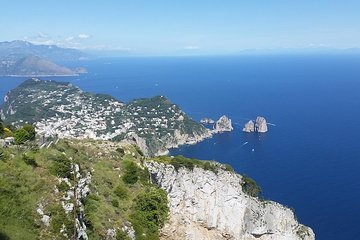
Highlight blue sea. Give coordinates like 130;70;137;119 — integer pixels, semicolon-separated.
1;55;360;239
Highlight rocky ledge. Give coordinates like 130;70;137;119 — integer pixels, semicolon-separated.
145;161;315;240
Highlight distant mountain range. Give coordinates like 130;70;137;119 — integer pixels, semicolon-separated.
0;40;88;76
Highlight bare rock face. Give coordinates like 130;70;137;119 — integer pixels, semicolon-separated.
200;118;215;124
145;161;315;240
214;115;233;132
243;120;255;132
255;116;268;133
243;117;268;133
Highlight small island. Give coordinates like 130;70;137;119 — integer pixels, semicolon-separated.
200;115;233;132
243;116;268;133
200;118;215;124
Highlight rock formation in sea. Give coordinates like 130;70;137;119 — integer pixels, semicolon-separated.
255;116;268;133
243;120;255;132
213;115;233;132
243;116;268;133
146;161;315;240
200;118;215;124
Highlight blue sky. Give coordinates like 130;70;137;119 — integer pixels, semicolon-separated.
1;1;360;55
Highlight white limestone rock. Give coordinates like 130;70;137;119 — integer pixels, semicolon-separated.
243;120;255;132
214;115;233;132
200;118;215;124
255;116;268;133
145;161;315;240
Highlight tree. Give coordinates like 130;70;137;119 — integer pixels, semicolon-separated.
122;161;140;184
23;124;36;140
14;128;30;145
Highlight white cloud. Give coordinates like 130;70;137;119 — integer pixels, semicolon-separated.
78;34;90;39
24;32;95;49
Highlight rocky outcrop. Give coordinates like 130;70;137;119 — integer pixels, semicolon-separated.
243;117;268;133
255;117;268;133
243;120;255;132
145;161;315;240
200;118;215;124
58;163;92;240
213;115;233;132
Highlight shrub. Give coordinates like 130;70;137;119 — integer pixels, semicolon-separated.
171;155;195;171
222;164;234;172
23;124;36;140
241;175;262;198
48;204;74;238
57;181;70;192
111;199;119;208
0;231;10;240
116;230;131;240
14;128;30;144
22;153;38;168
50;154;72;178
122;161;140;184
114;183;128;199
130;187;169;240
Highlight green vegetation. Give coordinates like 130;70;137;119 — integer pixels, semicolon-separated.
0;149;4;161
130;187;169;240
0;139;170;239
0;137;257;240
22;124;36;140
241;175;262;198
14;128;30;144
116;230;131;240
50;154;72;178
122;160;141;184
0;120;36;147
22;152;38;168
114;183;129;199
152;155;234;173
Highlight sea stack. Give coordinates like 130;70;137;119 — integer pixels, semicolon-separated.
243;116;268;133
255;116;268;133
242;120;255;132
200;118;215;124
214;115;233;132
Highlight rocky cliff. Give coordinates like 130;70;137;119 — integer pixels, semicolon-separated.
146;161;315;240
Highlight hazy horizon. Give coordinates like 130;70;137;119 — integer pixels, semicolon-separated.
1;1;360;56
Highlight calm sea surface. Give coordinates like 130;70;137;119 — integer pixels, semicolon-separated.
1;55;360;240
